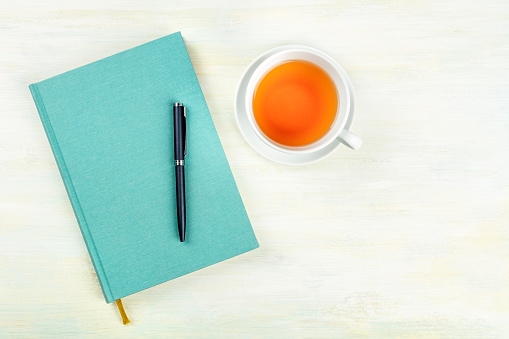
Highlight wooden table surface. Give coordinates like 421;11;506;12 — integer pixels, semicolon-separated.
1;0;509;337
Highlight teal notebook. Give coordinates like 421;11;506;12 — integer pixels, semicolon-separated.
29;32;258;303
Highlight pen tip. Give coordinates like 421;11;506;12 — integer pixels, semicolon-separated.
180;234;185;242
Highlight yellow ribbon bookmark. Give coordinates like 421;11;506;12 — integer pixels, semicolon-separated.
116;299;131;325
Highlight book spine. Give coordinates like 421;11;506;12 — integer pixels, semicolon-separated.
29;84;114;303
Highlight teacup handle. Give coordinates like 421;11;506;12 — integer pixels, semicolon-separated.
337;129;362;150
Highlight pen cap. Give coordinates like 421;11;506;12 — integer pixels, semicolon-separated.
173;103;186;161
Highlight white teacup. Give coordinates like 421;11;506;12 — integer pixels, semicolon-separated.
245;46;362;153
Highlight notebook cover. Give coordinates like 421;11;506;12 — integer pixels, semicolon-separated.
29;32;259;303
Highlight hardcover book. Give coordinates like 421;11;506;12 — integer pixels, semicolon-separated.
29;32;258;305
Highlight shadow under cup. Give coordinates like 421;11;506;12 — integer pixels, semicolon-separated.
245;48;351;154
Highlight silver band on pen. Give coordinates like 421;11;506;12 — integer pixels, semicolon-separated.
175;160;184;166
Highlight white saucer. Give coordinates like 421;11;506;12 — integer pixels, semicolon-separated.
234;45;356;165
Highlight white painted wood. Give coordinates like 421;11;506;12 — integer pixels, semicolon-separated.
1;0;509;337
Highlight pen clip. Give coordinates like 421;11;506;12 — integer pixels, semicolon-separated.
183;106;187;156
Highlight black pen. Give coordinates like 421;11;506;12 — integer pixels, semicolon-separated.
173;103;187;242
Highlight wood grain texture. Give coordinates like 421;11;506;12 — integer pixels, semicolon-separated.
1;0;509;337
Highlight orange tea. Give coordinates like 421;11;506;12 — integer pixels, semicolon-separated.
252;60;338;147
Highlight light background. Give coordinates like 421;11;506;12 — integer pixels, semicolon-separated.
1;0;508;337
